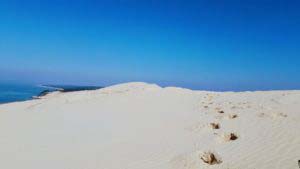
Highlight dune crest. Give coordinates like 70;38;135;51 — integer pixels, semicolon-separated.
0;82;299;169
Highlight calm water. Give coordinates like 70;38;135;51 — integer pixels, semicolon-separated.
0;84;102;104
0;84;49;104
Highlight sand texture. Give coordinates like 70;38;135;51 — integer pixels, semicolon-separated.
0;82;299;169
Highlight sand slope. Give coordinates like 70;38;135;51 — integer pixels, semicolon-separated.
0;82;299;169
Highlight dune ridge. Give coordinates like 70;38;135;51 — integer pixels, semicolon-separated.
0;82;299;169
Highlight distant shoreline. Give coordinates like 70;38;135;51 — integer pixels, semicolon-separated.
0;84;103;104
34;85;103;98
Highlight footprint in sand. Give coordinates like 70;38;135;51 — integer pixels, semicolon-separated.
200;151;222;165
186;122;220;133
215;113;238;120
218;110;225;114
201;101;215;109
212;109;228;120
209;122;220;129
170;150;222;169
257;112;287;119
227;113;238;119
216;132;239;143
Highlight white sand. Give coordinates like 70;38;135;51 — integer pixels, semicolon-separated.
0;82;299;169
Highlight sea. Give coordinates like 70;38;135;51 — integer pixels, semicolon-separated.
0;83;102;104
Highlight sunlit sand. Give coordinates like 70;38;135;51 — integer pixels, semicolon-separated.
0;82;299;169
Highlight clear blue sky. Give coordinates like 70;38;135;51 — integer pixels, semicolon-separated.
0;0;300;90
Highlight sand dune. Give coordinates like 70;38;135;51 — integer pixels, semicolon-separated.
0;82;299;169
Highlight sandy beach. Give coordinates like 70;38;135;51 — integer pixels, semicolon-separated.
0;82;299;169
